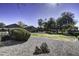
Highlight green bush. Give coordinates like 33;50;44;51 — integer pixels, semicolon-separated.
68;30;79;37
1;35;11;41
33;46;42;55
9;28;31;41
33;42;50;55
46;31;53;34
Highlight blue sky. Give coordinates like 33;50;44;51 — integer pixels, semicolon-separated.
0;3;79;27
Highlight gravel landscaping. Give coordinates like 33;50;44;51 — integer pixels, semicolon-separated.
0;37;79;56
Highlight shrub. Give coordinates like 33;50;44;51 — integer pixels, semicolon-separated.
68;30;79;37
1;35;11;41
33;46;42;55
46;31;53;34
33;42;50;55
77;36;79;40
9;28;31;41
40;42;50;53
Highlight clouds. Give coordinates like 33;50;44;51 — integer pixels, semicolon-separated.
47;3;60;8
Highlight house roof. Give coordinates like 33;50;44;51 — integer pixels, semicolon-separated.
5;24;21;28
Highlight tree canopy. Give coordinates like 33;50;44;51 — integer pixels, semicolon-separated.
37;12;77;34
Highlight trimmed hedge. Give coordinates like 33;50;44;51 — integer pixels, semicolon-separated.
9;28;31;41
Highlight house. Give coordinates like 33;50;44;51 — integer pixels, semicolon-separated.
0;24;22;31
26;26;37;32
0;24;27;36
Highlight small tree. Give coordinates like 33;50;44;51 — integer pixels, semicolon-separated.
56;12;76;34
38;19;44;32
17;21;27;28
0;23;5;28
47;17;56;31
38;19;43;28
43;18;56;33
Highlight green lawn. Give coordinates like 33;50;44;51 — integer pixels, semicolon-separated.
31;33;77;42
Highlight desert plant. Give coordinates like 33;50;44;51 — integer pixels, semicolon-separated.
9;28;31;41
40;42;50;53
33;46;42;55
33;42;50;55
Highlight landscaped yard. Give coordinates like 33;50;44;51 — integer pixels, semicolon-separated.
31;33;77;42
0;33;78;56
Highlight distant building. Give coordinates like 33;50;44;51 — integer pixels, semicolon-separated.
0;24;22;32
5;24;21;28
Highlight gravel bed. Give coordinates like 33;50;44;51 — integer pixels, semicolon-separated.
0;37;79;56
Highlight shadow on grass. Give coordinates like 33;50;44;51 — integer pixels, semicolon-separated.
0;40;26;47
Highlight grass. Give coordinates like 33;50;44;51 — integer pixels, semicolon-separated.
31;33;77;42
0;31;77;42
